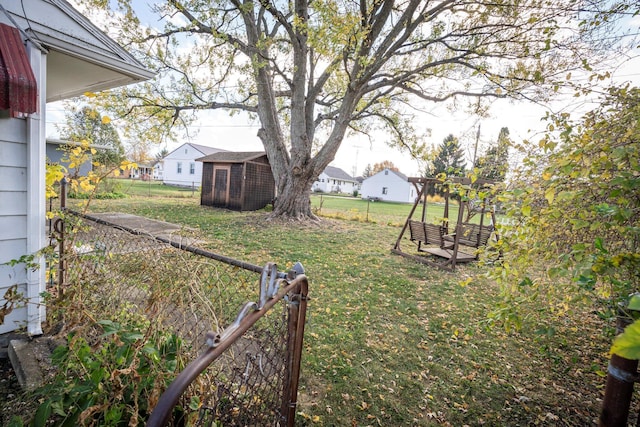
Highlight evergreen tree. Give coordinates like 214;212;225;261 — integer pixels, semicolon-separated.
432;135;466;177
361;164;373;179
155;148;169;161
428;134;467;196
475;127;510;181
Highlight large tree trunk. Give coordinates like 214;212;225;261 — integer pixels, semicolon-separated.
270;172;318;221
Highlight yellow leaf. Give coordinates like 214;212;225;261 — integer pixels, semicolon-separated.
83;91;96;98
101;115;111;125
544;188;555;204
459;278;472;287
542;171;552;181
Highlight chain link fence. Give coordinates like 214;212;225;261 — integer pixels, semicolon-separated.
47;188;308;425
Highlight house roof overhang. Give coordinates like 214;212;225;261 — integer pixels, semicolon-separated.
0;0;154;102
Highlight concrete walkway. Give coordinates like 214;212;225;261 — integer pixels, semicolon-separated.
87;212;201;246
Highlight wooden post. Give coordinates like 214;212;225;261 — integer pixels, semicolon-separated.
599;310;639;427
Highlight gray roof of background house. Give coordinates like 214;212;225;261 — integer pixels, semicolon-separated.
323;166;355;181
388;169;408;181
188;143;228;156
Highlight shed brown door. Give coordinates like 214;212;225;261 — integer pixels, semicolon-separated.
213;166;230;205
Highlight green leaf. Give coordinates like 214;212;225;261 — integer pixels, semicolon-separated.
189;395;201;411
611;319;640;360
594;237;607;253
33;400;52;427
628;294;640;312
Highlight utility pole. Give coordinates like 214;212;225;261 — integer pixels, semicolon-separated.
472;124;481;166
352;145;362;177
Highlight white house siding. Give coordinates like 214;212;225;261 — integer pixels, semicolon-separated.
360;169;416;203
163;144;224;187
312;167;358;194
0;118;30;334
313;173;357;194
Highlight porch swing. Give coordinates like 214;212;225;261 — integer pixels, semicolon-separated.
392;177;498;271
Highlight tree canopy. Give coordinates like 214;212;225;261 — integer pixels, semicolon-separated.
85;0;637;220
60;106;125;168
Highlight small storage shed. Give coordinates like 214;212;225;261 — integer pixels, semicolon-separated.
198;151;275;211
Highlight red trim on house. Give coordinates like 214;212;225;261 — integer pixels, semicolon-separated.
0;23;38;117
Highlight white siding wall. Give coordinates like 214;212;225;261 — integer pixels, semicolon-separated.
162;144;205;187
312;172;357;194
360;169;415;203
0;118;29;334
0;43;47;336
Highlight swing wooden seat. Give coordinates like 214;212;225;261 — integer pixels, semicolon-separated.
408;220;446;250
443;222;494;249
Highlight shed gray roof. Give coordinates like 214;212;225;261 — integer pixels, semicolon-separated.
197;151;267;163
323;166;355;181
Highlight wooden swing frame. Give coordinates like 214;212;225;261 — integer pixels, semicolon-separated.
392;177;498;271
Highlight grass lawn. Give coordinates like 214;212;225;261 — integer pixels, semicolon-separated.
106;178;200;198
310;194;459;226
79;192;611;426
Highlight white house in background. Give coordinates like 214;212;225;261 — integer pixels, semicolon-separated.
0;0;153;336
313;166;358;194
162;143;227;188
152;159;163;180
360;168;417;203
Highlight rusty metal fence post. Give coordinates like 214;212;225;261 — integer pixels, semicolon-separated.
599;307;639;427
282;277;309;427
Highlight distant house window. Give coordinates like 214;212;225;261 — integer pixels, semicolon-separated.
177;162;182;174
189;162;195;174
385;170;389;175
185;148;188;154
382;187;388;195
